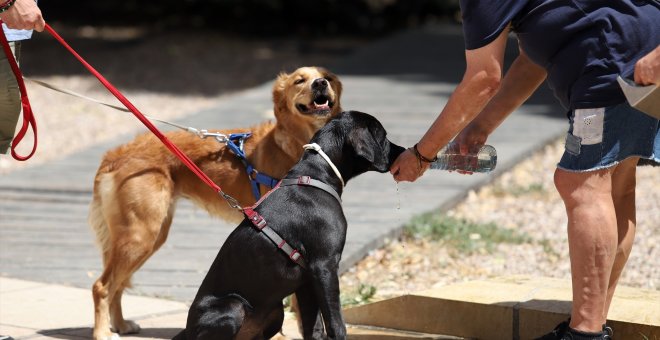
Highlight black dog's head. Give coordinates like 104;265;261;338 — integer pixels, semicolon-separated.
310;111;405;181
344;111;405;173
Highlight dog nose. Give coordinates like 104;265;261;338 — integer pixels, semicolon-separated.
312;78;328;90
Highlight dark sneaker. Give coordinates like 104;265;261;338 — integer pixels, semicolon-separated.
564;327;608;340
534;319;570;340
602;324;613;340
0;336;15;340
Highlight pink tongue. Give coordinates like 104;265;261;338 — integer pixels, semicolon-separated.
313;101;330;110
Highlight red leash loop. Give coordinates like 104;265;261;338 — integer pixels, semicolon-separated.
41;23;223;194
0;19;38;161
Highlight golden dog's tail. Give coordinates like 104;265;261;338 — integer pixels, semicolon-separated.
88;173;114;264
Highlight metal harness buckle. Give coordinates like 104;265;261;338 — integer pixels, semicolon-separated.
250;212;267;230
289;249;301;262
220;191;243;211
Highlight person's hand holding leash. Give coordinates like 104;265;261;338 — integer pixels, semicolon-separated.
0;0;44;32
634;45;660;86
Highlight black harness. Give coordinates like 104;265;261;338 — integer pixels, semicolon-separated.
242;176;341;269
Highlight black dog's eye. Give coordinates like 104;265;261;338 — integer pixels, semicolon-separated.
324;76;333;82
294;78;305;85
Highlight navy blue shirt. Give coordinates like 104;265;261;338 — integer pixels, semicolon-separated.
459;0;660;110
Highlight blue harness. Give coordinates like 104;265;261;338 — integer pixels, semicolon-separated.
225;133;279;200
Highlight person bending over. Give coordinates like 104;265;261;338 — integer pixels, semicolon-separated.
391;1;659;339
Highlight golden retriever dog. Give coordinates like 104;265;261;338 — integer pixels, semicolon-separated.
89;67;342;340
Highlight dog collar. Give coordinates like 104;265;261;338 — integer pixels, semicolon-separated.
303;143;345;187
279;176;341;204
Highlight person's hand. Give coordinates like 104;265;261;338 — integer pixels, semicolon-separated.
0;0;45;32
452;123;489;174
634;45;660;86
390;148;430;182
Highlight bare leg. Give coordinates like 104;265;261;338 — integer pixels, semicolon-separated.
554;166;617;332
603;158;638;317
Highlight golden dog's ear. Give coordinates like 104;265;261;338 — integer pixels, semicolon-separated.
333;75;343;111
320;68;343;114
272;71;289;115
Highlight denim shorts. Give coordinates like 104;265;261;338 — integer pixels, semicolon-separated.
557;102;660;172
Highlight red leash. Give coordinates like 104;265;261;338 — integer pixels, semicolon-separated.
0;20;37;161
1;23;237;205
43;24;229;196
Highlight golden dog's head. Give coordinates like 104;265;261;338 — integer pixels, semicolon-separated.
272;67;343;134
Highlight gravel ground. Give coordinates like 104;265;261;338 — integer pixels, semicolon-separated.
340;139;660;302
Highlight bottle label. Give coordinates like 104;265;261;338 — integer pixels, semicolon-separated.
432;143;496;172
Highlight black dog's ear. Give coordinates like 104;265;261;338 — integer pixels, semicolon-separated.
348;126;390;172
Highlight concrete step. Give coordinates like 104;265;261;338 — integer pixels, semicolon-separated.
343;276;660;340
347;325;464;339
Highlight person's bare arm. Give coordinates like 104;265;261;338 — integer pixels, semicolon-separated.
0;0;45;32
453;47;547;153
391;26;510;182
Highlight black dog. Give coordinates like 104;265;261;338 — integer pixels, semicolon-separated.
173;111;405;340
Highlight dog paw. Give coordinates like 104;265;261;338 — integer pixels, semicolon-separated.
96;333;120;340
111;320;141;335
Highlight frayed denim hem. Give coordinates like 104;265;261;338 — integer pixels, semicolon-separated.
556;154;656;173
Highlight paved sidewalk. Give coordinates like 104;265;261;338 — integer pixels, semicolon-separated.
0;25;565;338
0;277;304;340
0;277;188;339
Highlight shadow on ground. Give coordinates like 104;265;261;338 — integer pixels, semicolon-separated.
38;327;181;339
20;25;366;96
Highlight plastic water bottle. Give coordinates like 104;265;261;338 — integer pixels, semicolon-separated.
429;142;497;173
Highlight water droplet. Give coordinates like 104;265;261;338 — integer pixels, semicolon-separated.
396;182;400;210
